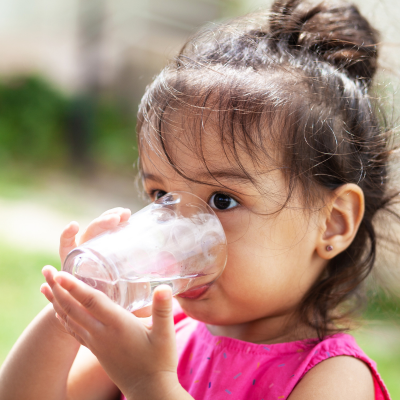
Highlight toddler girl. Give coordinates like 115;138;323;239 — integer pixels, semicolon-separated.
0;0;396;399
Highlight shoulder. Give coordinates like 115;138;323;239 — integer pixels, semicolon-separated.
288;355;374;400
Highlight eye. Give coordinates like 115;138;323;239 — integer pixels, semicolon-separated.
152;190;167;200
208;193;239;211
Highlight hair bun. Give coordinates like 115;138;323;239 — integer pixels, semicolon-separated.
269;0;379;85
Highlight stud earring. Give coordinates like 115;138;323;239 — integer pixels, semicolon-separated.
326;245;333;252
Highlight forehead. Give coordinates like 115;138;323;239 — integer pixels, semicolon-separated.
139;111;261;187
137;111;293;210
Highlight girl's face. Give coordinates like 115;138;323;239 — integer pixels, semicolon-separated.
141;124;328;340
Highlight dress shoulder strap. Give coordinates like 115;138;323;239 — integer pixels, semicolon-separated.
291;334;391;400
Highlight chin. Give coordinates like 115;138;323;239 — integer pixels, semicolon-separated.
176;297;215;323
176;297;233;325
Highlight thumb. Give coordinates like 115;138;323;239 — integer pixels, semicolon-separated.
150;284;174;340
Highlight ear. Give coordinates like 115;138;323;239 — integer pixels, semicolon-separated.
317;184;365;260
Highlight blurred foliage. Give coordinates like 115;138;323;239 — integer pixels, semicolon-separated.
364;289;400;321
0;75;138;171
355;322;400;399
0;242;57;365
0;164;43;199
92;97;138;171
0;76;67;165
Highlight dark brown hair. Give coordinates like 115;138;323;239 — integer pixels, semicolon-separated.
137;0;398;338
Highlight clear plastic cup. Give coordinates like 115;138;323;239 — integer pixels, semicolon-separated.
62;191;227;311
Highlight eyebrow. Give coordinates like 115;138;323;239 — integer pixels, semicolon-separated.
142;170;252;185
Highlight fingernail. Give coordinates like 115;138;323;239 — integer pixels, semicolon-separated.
54;275;63;285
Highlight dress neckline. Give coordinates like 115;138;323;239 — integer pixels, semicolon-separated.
195;321;349;355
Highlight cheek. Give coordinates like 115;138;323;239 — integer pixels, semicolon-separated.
224;242;297;307
222;249;308;320
218;209;252;244
222;212;320;309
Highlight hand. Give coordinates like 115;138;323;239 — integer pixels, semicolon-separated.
41;207;136;333
45;207;152;318
42;271;186;400
59;207;132;265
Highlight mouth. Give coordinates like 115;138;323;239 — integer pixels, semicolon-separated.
176;283;212;300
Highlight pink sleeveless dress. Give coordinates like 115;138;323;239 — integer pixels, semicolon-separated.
121;301;390;399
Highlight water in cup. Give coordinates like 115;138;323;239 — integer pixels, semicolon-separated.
74;272;204;311
63;192;227;311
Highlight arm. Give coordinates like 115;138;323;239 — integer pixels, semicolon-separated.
287;356;375;400
0;303;80;400
67;346;120;400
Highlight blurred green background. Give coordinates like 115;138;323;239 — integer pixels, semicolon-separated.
0;0;399;398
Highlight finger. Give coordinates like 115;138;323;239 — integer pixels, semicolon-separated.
55;313;87;346
101;207;131;222
50;293;73;324
46;294;77;336
42;265;59;289
42;267;69;320
119;208;131;222
59;222;79;264
78;208;131;245
51;276;101;331
53;272;123;327
38;282;76;336
79;214;121;245
149;285;174;342
132;305;152;318
40;282;54;303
